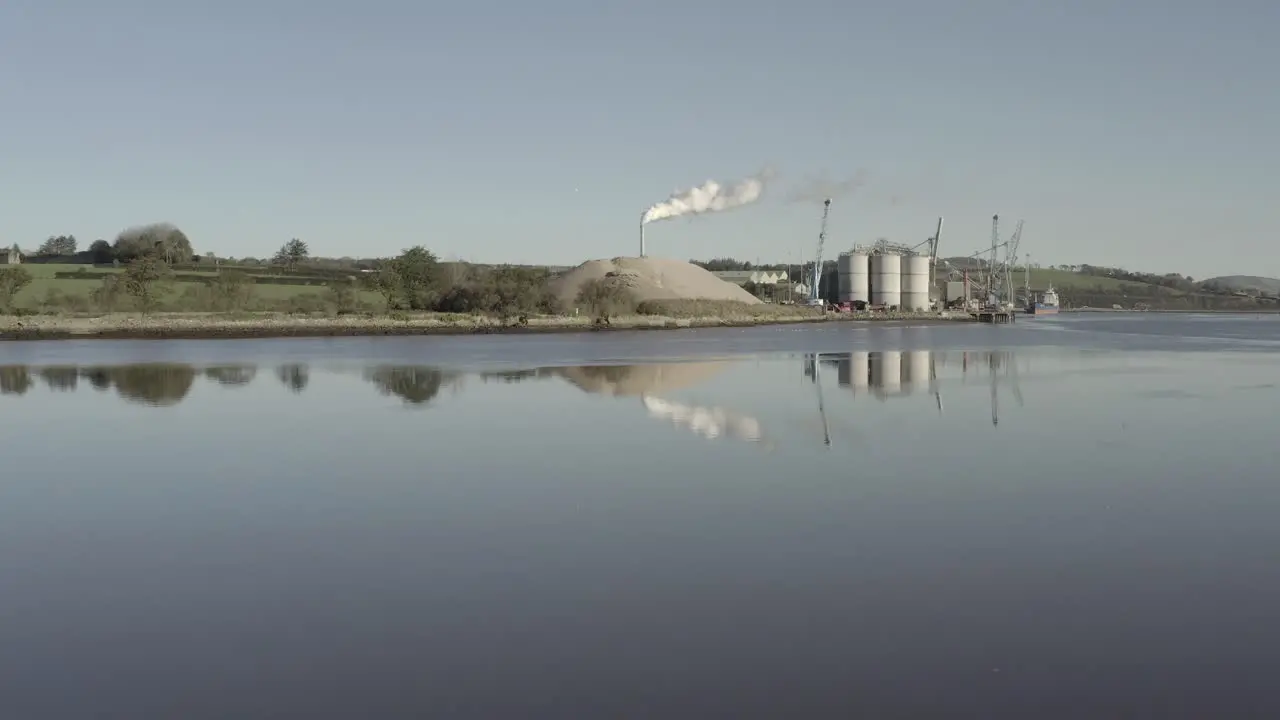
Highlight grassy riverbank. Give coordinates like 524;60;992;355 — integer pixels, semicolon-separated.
0;308;968;341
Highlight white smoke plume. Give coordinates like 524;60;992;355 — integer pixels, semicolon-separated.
641;168;774;225
786;169;869;204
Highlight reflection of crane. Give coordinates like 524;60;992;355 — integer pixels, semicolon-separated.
808;199;831;306
804;354;832;446
985;351;1025;426
930;351;1025;426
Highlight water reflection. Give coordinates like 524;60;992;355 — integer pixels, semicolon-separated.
204;366;257;387
641;395;763;442
477;368;559;384
555;362;729;396
1;356;1020;431
2;364;200;405
817;350;1024;426
554;363;764;444
276;364;309;393
364;366;458;407
0;358;767;443
0;365;32;394
105;365;199;406
40;366;81;392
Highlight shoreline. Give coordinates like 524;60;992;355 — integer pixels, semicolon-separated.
1062;308;1280;314
0;310;970;342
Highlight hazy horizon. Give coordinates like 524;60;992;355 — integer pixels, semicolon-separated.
2;1;1274;278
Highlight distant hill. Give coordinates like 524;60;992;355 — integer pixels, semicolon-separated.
930;258;1279;310
1200;275;1280;295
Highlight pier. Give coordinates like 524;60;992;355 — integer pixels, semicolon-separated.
974;310;1017;324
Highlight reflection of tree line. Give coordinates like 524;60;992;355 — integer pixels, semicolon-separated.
1;364;202;406
0;362;727;410
0;362;458;408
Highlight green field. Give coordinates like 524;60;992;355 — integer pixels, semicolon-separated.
1024;268;1179;293
10;263;384;311
938;261;1183;294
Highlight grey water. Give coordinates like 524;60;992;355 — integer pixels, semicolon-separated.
2;313;1279;718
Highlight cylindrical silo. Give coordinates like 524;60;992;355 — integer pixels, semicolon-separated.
837;252;869;304
900;254;931;311
901;350;931;394
870;253;901;308
870;351;901;398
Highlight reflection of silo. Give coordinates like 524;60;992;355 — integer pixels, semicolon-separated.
837;252;870;304
900;255;931;311
870;254;901;308
901;350;932;394
850;351;869;391
870;351;901;397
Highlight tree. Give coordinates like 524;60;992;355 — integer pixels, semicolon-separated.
209;270;255;311
37;235;77;256
122;254;172;312
0;267;33;312
88;239;114;264
575;274;637;323
486;266;555;319
91;275;125;311
370;246;441;310
326;277;359;314
273;239;310;269
114;223;193;264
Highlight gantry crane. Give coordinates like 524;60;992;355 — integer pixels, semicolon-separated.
808;199;831;306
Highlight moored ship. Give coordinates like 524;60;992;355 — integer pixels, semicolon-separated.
1027;285;1059;315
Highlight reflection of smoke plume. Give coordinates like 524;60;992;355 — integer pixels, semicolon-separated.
787;169;868;204
641;169;773;224
641;394;763;443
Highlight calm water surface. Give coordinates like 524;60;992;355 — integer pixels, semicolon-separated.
2;313;1279;718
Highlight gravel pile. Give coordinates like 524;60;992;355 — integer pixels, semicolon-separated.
550;257;763;309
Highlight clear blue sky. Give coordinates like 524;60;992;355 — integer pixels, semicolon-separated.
2;1;1275;278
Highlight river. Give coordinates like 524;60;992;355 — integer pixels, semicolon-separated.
2;313;1278;718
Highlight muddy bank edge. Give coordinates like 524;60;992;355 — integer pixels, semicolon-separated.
0;311;971;341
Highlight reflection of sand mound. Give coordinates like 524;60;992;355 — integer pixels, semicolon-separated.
550;257;762;308
556;362;729;397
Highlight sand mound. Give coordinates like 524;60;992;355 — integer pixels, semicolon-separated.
550;256;763;308
556;362;730;397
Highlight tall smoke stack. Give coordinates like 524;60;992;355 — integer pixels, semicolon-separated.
639;214;646;257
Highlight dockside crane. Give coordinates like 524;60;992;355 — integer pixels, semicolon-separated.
808;199;831;306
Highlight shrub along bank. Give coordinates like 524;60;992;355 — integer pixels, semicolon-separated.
0;247;825;325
